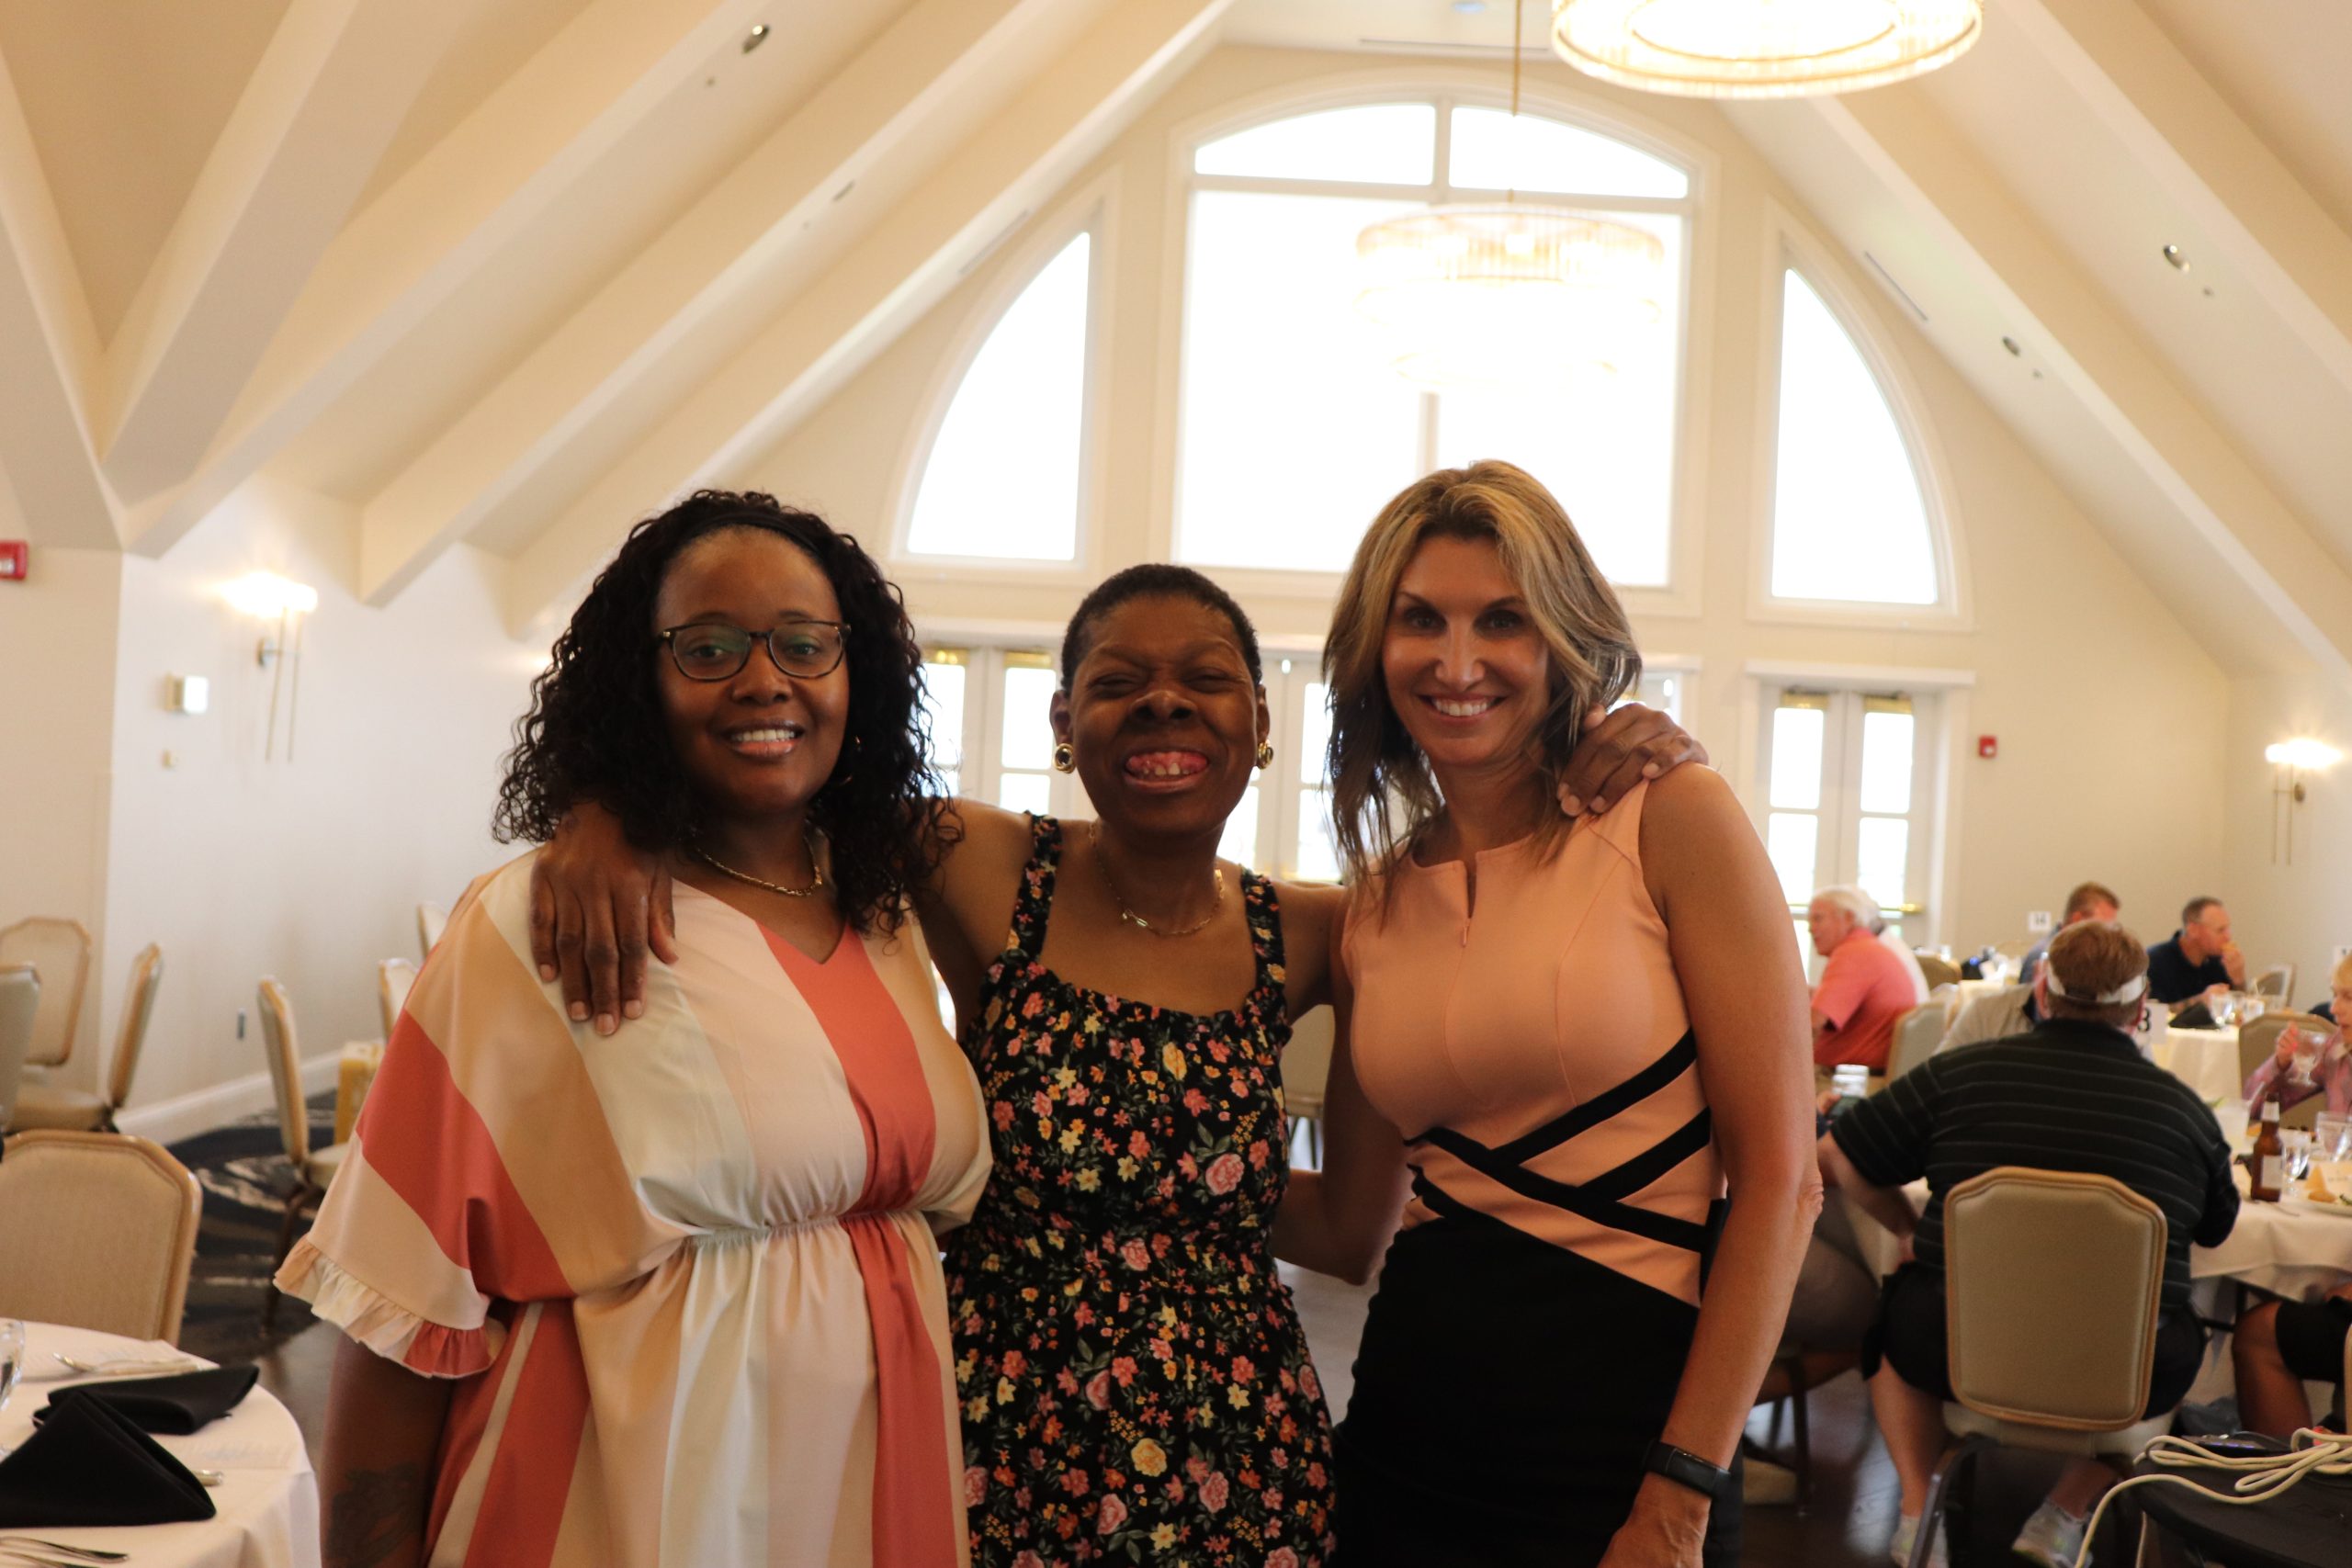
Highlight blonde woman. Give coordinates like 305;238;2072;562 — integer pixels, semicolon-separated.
1278;463;1819;1567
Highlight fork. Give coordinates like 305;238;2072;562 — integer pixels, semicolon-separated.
0;1542;130;1564
48;1353;200;1378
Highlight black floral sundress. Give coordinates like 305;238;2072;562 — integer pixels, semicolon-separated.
945;817;1337;1568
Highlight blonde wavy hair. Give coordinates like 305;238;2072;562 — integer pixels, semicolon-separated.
1322;461;1641;892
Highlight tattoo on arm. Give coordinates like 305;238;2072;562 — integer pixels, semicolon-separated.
326;1461;429;1568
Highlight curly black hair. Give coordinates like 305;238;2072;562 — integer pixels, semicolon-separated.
1058;564;1263;688
493;490;948;935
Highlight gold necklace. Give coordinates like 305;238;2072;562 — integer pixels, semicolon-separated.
693;833;826;898
1091;821;1224;938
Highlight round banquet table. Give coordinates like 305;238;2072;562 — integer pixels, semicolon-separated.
2158;1026;2245;1106
2;1322;319;1568
2193;1195;2352;1301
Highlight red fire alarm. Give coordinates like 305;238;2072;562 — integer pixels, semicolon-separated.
1977;735;1998;760
0;541;25;581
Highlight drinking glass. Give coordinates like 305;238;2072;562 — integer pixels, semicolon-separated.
2315;1112;2352;1163
2281;1129;2314;1186
0;1317;21;1458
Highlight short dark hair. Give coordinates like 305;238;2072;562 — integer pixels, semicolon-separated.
2064;881;2120;920
1059;564;1263;687
2181;896;2224;928
492;490;947;934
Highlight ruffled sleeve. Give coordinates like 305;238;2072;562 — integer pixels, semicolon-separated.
276;1237;504;1378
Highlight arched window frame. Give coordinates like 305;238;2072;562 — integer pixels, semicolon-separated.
1149;70;1716;615
1752;210;1971;629
888;181;1116;582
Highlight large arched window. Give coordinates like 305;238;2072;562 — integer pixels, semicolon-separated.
1767;265;1943;606
903;230;1095;561
1175;96;1692;585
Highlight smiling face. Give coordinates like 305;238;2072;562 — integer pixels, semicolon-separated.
1380;532;1551;781
652;527;848;830
1055;594;1265;844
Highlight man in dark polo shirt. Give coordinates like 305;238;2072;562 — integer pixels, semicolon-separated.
1820;922;2239;1568
2145;895;2246;1010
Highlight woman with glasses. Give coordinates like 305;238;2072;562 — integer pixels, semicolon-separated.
529;548;1702;1564
287;491;992;1568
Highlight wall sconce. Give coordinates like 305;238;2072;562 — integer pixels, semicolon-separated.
2266;737;2340;864
220;572;318;761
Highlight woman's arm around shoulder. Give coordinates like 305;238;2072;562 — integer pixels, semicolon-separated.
910;795;1037;1030
1270;892;1410;1284
1268;878;1345;1017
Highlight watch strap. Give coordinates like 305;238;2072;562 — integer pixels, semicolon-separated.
1644;1439;1734;1502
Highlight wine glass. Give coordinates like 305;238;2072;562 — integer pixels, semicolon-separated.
0;1318;21;1458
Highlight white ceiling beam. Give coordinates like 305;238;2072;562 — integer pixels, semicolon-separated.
2007;0;2352;404
355;0;1087;607
96;0;470;513
124;0;777;559
1803;86;2352;682
503;0;1237;631
0;45;116;547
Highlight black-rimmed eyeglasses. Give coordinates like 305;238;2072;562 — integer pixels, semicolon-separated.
658;619;851;682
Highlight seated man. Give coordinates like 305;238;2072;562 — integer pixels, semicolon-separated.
1937;980;2032;1055
1821;922;2240;1568
2146;895;2247;1010
1808;885;1920;1074
2232;1281;2352;1438
2018;880;2121;988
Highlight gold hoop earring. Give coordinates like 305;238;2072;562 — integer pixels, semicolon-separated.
1052;741;1076;773
1255;742;1274;770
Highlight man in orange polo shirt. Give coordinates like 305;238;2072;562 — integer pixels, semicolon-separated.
1808;886;1917;1072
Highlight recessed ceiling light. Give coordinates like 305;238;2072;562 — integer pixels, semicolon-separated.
2162;243;2188;271
742;23;770;53
1452;1;1487;12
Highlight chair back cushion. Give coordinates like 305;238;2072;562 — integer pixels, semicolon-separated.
1889;1004;1947;1080
416;903;449;959
107;945;164;1111
1944;1166;2165;1431
1917;954;1962;991
378;958;419;1041
0;917;91;1069
0;965;38;1127
255;978;309;1165
0;1131;201;1342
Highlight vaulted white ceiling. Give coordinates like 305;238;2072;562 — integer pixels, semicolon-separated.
4;0;2349;681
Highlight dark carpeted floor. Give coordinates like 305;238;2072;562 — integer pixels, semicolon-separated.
165;1092;334;1365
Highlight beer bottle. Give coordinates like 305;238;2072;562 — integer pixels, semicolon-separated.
2250;1090;2285;1203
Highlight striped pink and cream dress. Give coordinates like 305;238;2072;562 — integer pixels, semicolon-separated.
278;852;991;1567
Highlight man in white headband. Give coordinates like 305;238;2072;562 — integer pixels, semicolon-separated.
1817;922;2241;1568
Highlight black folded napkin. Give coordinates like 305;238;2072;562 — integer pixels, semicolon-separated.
0;1391;216;1528
40;1365;259;1436
2174;1001;2218;1031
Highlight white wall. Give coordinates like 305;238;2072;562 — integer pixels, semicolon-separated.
743;46;2228;954
0;546;122;1070
2222;673;2352;1007
89;481;536;1135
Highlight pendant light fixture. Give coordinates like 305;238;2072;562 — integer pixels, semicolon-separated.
1354;0;1666;390
1549;0;1982;98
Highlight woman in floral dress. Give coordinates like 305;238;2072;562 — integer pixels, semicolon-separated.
535;561;1701;1565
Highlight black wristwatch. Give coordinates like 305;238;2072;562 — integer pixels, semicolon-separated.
1644;1440;1735;1502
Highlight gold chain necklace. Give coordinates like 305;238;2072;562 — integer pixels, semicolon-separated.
1091;821;1224;938
693;833;826;898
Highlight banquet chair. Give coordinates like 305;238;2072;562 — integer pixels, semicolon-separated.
2237;1011;2333;1129
1887;1004;1948;1081
1905;1168;2171;1568
0;1130;201;1344
378;956;419;1040
0;915;92;1070
2251;965;2295;1008
416;902;450;959
1916;953;1962;992
0;964;38;1131
10;943;164;1134
256;976;351;1326
1283;1005;1333;1168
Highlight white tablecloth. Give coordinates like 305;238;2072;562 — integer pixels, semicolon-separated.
2156;1026;2244;1106
2192;1195;2352;1300
4;1322;319;1568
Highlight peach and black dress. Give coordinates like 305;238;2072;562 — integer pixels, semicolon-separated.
1333;782;1736;1565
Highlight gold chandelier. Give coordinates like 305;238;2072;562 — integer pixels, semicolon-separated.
1352;0;1667;390
1551;0;1982;97
1355;207;1664;388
